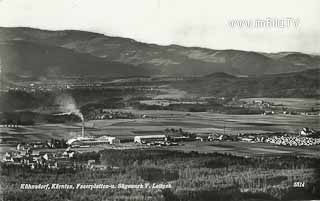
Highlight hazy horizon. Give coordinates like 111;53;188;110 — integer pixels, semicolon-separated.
2;25;320;56
0;0;319;54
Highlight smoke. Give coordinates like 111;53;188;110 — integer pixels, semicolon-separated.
55;94;84;121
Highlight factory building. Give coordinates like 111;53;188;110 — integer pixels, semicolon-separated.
67;136;119;147
134;135;167;144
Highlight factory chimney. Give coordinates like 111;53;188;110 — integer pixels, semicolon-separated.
0;58;3;92
82;119;85;137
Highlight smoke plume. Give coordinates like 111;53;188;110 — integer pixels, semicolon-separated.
55;94;84;121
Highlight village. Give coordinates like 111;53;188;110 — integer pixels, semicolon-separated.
2;125;319;172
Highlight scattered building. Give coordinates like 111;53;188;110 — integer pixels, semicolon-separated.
0;124;19;128
264;135;320;146
169;136;190;142
1;147;77;170
238;136;255;142
134;135;167;144
208;134;224;141
300;127;314;136
263;111;274;115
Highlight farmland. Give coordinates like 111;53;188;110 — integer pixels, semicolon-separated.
1;26;320;201
1;109;319;158
241;98;320;111
1;80;320;201
1;110;319;140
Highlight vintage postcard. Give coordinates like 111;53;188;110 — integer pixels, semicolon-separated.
0;1;319;201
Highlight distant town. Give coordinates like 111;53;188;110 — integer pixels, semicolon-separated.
2;125;319;172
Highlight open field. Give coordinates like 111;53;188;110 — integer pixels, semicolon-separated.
1;110;319;141
241;98;320;111
153;85;188;99
168;141;320;158
1;110;319;158
1;110;319;140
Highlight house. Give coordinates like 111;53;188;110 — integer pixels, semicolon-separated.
48;161;58;169
208;134;225;141
2;152;13;162
62;148;76;158
253;100;264;104
195;136;204;142
300;127;314;136
263;111;274;115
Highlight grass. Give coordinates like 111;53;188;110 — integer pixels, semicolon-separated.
168;141;320;158
2;149;319;201
241;98;320;110
1;109;319;158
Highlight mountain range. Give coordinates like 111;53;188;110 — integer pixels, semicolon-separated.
172;69;320;98
1;27;320;78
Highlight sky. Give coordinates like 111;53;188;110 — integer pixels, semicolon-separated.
0;0;319;53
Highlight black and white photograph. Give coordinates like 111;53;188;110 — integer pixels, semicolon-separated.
0;0;319;200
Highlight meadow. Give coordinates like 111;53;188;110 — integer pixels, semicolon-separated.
241;98;320;111
1;109;319;158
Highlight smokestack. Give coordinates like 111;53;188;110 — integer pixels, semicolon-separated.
55;94;85;136
82;119;85;137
